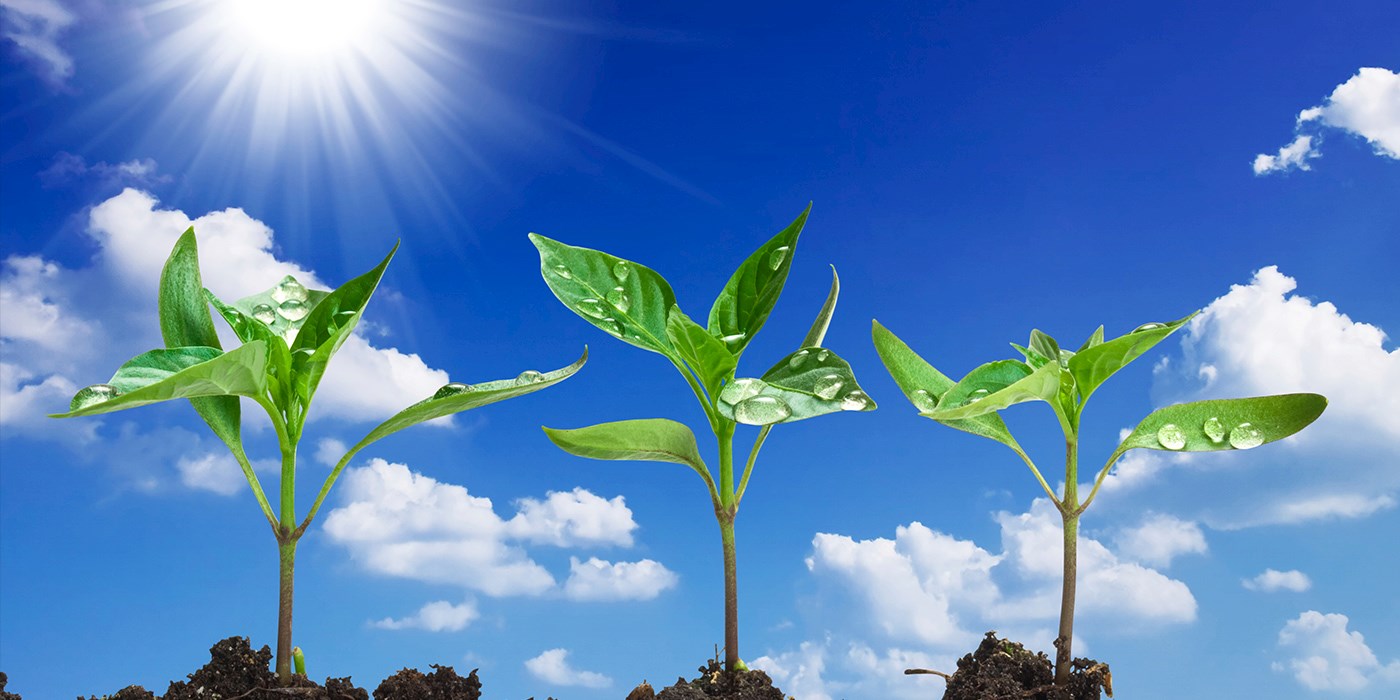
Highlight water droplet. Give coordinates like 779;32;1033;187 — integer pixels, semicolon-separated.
1157;423;1187;450
963;388;991;405
552;264;573;280
841;391;871;411
814;374;844;400
733;395;792;425
71;384;118;411
911;389;937;412
612;260;631;281
1228;422;1263;450
788;349;809;370
767;246;789;270
600;318;622;336
577;298;607;319
816;349;830;363
294;347;315;357
277;300;309;322
434;382;471;399
1202;416;1226;443
720;332;747;345
606;287;631;313
272;276;309;304
1058;350;1074;368
252;304;277;324
719;377;765;405
1132;322;1166;333
515;370;544;385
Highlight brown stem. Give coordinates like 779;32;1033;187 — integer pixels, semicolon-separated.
719;513;739;672
275;536;297;683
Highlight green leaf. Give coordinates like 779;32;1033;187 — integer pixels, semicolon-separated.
928;359;1061;421
666;306;737;400
53;342;270;418
530;234;678;357
870;320;1022;452
800;266;840;348
158;229;245;458
541;418;709;480
340;349;588;462
207;291;293;408
290;243;398;416
1069;312;1196;405
1028;330;1060;363
1077;325;1105;352
715;346;874;425
1116;394;1327;454
707;205;809;357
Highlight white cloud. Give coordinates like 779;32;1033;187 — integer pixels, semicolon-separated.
371;600;478;632
1;0;76;85
175;452;244;495
1111;513;1207;567
1276;611;1400;691
314;333;449;424
1243;569;1312;593
524;648;612;689
753;640;953;700
506;487;637;547
752;642;833;700
323;459;657;599
562;557;677;601
1255;67;1400;174
315;438;347;467
0;255;93;352
0;362;84;435
40;153;169;189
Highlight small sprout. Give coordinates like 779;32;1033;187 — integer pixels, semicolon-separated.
292;646;305;676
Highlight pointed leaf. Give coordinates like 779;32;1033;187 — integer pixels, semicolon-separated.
1077;325;1105;353
53;342;270;418
707;205;809;357
159;229;246;458
530;234;678;357
1116;394;1327;454
1029;330;1060;363
666;306;736;400
800;266;840;348
340;349;588;462
1010;342;1052;369
542;418;709;480
871;320;1023;452
715;346;874;425
1069;312;1196;405
928;359;1060;421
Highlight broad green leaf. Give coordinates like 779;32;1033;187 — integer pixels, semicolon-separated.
207;291;292;408
541;418;709;480
158;229;245;459
707;205;809;357
530;234;677;357
715;346;874;425
871;320;1022;452
666;306;736;400
1010;342;1052;369
1029;330;1060;363
928;359;1061;421
290;243;398;418
800;266;840;348
1077;325;1105;352
340;349;588;463
1069;312;1195;406
1115;394;1326;454
52;342;270;418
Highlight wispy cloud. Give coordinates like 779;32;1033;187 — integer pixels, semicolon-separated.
1254;67;1400;174
1;0;77;86
371;600;479;632
1243;569;1311;593
1275;611;1400;691
40;153;171;190
524;648;612;688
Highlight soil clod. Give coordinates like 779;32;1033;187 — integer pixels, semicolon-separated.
939;632;1111;700
373;665;480;700
652;660;787;700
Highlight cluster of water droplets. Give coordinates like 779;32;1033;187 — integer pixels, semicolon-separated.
272;276;311;322
70;383;120;411
1155;417;1264;451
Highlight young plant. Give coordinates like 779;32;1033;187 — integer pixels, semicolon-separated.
872;315;1325;685
52;229;586;683
530;205;875;672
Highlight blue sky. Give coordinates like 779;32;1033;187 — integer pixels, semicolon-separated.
2;1;1398;698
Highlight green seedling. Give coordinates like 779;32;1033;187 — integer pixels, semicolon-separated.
52;229;586;683
872;314;1325;685
531;205;875;672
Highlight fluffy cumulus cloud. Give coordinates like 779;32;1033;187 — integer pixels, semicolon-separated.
322;459;675;599
524;648;612;689
1254;67;1400;174
371;600;478;632
0;0;76;85
1111;513;1207;567
1243;569;1311;593
1275;611;1400;692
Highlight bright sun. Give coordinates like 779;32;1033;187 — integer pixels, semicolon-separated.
221;0;385;60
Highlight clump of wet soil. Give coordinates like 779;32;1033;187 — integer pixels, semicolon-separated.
1;673;21;700
373;664;481;699
939;632;1111;700
625;659;789;700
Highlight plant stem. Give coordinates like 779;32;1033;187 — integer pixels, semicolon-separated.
275;537;297;683
719;513;739;673
1055;439;1080;685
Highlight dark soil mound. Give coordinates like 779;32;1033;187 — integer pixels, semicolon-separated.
373;665;480;699
1;672;22;700
625;660;787;700
941;632;1111;700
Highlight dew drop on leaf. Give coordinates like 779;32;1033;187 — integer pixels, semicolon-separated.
272;276;309;304
1132;322;1166;333
911;389;937;412
612;260;631;281
1156;423;1187;450
720;332;747;345
600;318;622;336
1202;416;1226;443
1228;422;1263;449
840;390;871;411
767;246;789;270
733;395;791;425
606;287;631;313
719;377;765;405
577;298;608;319
515;370;544;385
814;374;844;401
277;300;309;322
252;304;277;324
434;382;471;399
962;388;990;405
71;384;118;411
788;349;809;370
552;264;573;280
816;349;830;363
